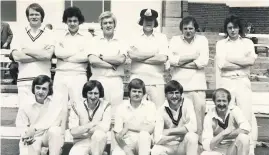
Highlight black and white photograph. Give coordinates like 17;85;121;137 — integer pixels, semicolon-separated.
1;0;269;155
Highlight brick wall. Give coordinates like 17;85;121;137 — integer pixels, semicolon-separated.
230;7;269;34
188;3;229;32
188;3;269;34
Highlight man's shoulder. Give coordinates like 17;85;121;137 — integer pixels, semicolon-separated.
195;34;208;42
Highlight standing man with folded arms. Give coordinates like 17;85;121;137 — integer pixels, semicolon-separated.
201;88;250;155
168;16;209;143
151;80;198;155
128;9;168;108
88;11;126;119
216;15;258;155
11;3;54;106
53;7;93;129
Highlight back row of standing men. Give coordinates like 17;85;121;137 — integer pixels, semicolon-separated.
13;3;257;155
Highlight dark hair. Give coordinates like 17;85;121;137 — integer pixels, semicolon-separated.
165;80;183;94
179;16;199;31
224;15;245;38
32;75;53;95
62;7;85;24
128;78;146;97
82;80;104;98
212;88;232;103
25;3;45;22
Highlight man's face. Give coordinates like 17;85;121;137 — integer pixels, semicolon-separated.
227;22;240;40
67;16;79;34
166;90;182;106
130;88;144;102
143;18;155;32
182;22;196;40
87;87;100;105
101;17;115;36
28;8;42;27
214;92;229;113
34;82;50;103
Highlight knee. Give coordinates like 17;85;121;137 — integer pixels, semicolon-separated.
236;133;250;146
139;131;151;140
185;132;198;144
151;145;164;155
92;130;107;142
48;126;62;136
69;145;81;155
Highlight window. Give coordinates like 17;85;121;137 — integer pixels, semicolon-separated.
1;1;17;21
65;0;111;23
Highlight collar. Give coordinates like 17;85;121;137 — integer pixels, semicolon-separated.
83;99;100;111
25;24;45;32
225;36;242;42
163;98;184;113
64;29;84;36
181;35;197;44
33;96;52;106
140;29;155;37
99;33;119;41
212;105;234;123
126;99;146;110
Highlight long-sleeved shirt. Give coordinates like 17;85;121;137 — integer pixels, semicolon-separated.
216;37;257;78
169;35;209;91
129;30;168;85
202;105;251;151
55;30;93;73
69;99;111;142
90;34;127;77
12;25;54;82
15;97;63;137
154;98;197;145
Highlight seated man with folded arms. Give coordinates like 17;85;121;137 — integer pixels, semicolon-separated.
151;80;198;155
16;75;65;155
112;78;157;155
68;80;111;155
201;88;250;155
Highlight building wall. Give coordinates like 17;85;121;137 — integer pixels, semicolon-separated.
188;2;269;34
230;7;269;34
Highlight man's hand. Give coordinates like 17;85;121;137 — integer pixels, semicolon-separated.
24;127;36;139
123;146;135;155
222;127;233;137
22;137;36;145
118;127;128;139
2;42;8;48
163;129;170;136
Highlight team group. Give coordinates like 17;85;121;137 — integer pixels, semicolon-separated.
12;2;258;155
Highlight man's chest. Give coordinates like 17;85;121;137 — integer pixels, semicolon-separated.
96;41;121;56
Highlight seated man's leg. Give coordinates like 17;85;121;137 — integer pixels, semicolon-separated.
138;131;152;155
177;132;198;155
227;133;250;155
90;130;108;155
69;138;91;155
151;144;175;155
112;146;128;155
43;126;64;155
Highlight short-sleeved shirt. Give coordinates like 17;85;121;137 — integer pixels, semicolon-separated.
90;35;127;77
113;99;157;136
12;25;54;82
70;99;111;141
154;98;197;145
202;105;251;151
169;35;209;91
55;30;92;73
216;37;257;78
130;30;168;85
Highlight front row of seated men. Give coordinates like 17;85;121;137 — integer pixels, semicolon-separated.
16;75;251;155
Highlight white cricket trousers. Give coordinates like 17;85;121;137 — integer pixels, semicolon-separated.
201;133;250;155
151;132;198;155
